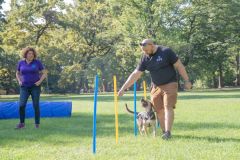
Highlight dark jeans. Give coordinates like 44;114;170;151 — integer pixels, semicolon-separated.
19;85;41;124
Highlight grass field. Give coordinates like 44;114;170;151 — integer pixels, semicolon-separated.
0;89;240;160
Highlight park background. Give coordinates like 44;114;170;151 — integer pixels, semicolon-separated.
0;1;240;160
0;0;239;94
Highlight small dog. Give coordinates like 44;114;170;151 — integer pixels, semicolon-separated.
125;98;156;136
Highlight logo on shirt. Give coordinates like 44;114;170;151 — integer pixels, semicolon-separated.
31;64;37;69
156;56;163;62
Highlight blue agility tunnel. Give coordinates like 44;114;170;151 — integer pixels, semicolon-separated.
0;101;72;119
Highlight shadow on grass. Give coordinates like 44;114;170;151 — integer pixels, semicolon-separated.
178;94;240;100
174;122;240;130
1;114;240;145
174;135;240;143
173;121;240;143
0;113;135;145
188;88;240;93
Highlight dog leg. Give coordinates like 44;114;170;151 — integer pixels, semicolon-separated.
146;126;150;136
143;125;147;135
153;122;156;137
137;120;144;136
139;126;143;135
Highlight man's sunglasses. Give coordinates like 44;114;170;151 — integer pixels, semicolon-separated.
139;43;151;47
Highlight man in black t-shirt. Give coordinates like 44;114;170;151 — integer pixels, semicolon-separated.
118;39;192;140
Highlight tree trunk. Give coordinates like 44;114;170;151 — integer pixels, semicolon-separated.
102;83;105;92
218;64;224;88
236;53;240;86
212;72;218;88
84;79;89;93
137;81;141;91
78;77;83;94
108;82;113;92
102;80;108;92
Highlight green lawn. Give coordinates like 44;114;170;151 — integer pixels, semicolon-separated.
0;89;240;160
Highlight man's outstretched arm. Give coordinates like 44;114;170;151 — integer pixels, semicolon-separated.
118;69;143;96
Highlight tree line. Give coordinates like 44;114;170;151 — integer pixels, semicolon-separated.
0;0;239;94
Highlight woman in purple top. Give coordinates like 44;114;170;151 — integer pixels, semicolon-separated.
15;47;47;129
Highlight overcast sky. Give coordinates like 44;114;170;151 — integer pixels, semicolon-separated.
1;0;74;12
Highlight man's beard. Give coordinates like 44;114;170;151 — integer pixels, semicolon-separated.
143;50;153;55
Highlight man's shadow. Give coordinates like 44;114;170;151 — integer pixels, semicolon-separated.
173;122;240;143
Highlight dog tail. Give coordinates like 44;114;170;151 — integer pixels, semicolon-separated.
125;103;138;115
